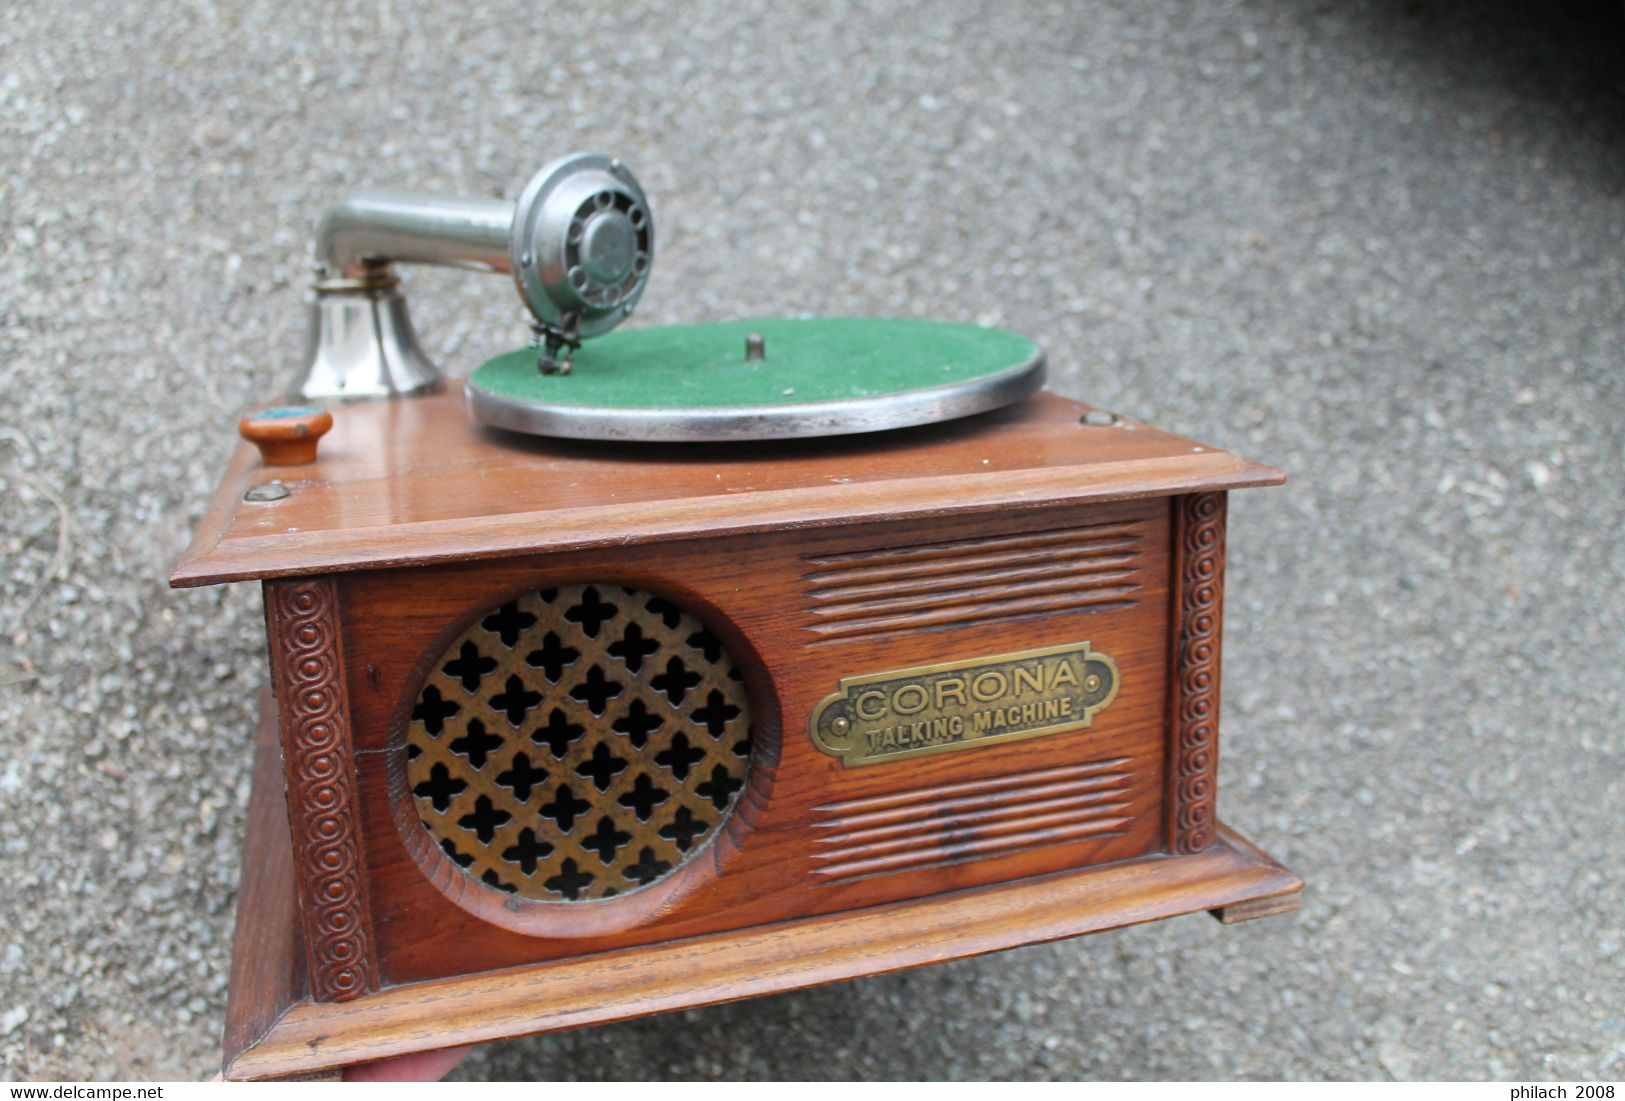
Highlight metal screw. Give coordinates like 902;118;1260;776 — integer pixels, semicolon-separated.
831;716;851;736
244;481;290;503
1081;410;1119;427
745;332;766;361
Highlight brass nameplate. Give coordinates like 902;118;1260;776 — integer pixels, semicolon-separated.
809;641;1120;767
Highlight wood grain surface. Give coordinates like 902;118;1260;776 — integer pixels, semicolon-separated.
223;689;1301;1080
239;825;1302;1079
337;499;1173;981
221;689;306;1069
171;389;1281;587
227;677;1300;1084
204;386;1297;1081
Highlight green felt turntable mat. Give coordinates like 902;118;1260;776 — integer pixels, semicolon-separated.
470;318;1038;408
465;316;1045;441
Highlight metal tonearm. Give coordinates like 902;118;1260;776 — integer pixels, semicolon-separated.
296;152;653;400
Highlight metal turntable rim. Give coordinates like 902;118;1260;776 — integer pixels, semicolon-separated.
464;317;1046;442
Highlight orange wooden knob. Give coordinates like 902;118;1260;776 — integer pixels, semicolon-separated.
239;406;334;466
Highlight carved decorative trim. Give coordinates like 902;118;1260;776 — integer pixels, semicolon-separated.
811;758;1133;882
1167;492;1225;854
803;519;1146;645
265;577;376;1002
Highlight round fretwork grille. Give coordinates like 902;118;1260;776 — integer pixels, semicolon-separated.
406;584;753;902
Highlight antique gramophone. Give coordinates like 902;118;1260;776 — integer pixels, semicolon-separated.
174;153;1301;1081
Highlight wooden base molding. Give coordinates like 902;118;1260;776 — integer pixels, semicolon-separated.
225;689;1300;1081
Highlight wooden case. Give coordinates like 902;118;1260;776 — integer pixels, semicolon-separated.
174;389;1301;1080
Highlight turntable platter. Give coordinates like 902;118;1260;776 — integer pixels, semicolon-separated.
465;317;1044;441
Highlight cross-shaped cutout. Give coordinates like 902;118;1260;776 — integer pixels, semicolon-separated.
691;689;742;737
447;717;503;769
695;764;744;811
650;656;701;706
610;699;662;748
524;631;581;683
532;708;584;759
412;685;460;736
442;640;496;692
575;742;628;792
438;837;474;868
568;665;624;715
543;858;595;900
412;762;468;812
685;627;724;663
411;584;755;904
659;805;710;851
500;827;554;875
495;751;549;802
644;595;684;628
456;795;512;843
481;602;538;648
607;621;660;673
659;805;711;857
617;773;670;821
489;674;543;726
654;731;706;781
538;784;592;832
580;815;632;864
623;846;673;886
564;586;618;638
480;869;517;894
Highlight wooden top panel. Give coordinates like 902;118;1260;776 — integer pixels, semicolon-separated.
172;386;1281;587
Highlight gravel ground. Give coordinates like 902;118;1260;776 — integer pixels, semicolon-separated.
2;0;1622;1082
